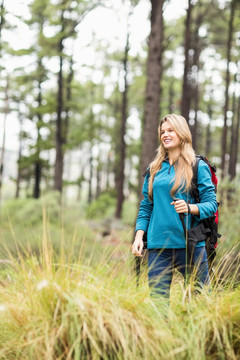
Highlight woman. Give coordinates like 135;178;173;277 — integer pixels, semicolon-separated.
132;114;218;299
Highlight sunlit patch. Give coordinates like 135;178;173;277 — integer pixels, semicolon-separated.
0;304;6;312
74;298;85;311
36;279;49;291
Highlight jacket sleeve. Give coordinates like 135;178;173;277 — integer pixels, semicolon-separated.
196;160;218;220
135;174;153;233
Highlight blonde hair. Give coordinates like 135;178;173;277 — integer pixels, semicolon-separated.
148;114;196;200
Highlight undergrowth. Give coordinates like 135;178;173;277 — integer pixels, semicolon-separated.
0;220;239;360
0;192;239;359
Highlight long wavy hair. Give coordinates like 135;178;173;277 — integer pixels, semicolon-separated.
148;114;196;201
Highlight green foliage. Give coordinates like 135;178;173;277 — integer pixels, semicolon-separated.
122;198;138;226
0;198;99;260
86;190;116;219
1;191;61;225
2;0;240;220
217;177;240;251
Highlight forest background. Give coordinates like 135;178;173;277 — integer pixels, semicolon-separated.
0;0;240;359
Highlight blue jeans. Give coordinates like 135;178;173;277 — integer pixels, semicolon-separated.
148;247;210;298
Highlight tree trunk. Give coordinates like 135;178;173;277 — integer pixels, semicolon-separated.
191;10;202;152
234;94;240;174
221;0;235;178
181;0;194;123
16;113;23;198
158;10;164;121
64;56;74;143
205;101;213;157
139;0;164;195
115;32;129;218
0;76;8;213
33;61;43;199
77;160;83;201
168;81;174;114
192;80;199;152
106;150;112;191
33;162;41;198
229;74;240;180
54;10;65;192
96;159;101;199
0;0;5;52
88;148;93;204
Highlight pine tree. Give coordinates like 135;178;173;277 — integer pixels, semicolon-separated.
221;0;235;177
139;0;165;194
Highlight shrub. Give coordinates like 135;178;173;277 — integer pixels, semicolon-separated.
1;191;61;225
86;191;116;219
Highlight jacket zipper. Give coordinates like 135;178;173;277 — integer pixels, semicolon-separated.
168;164;172;174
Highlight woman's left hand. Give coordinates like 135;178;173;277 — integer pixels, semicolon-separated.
171;199;188;214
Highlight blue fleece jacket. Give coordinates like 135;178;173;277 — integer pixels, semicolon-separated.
135;159;218;249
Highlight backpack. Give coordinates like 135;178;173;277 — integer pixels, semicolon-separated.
190;155;221;267
142;155;221;267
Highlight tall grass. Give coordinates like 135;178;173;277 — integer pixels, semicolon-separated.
0;211;239;360
0;192;239;359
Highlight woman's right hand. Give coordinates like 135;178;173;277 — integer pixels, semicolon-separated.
132;231;144;257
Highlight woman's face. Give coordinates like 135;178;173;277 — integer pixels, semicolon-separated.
160;121;181;151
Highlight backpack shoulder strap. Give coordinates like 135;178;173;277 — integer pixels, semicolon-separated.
190;155;201;202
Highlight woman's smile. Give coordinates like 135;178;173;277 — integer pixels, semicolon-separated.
161;121;181;150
